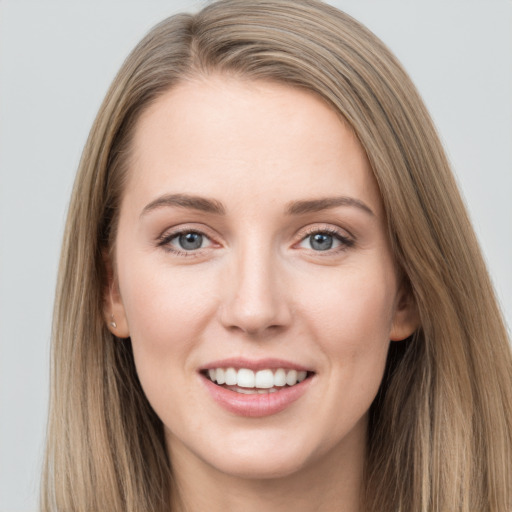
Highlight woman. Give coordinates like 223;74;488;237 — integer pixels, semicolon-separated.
41;0;512;510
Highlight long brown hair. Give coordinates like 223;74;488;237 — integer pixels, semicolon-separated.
41;1;512;510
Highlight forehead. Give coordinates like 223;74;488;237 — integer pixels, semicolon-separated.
126;76;382;214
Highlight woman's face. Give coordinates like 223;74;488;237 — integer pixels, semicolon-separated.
109;77;417;480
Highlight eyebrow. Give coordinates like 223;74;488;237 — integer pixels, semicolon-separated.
285;196;374;216
140;193;226;217
140;193;374;218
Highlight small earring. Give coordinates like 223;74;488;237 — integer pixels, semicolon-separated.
110;314;117;329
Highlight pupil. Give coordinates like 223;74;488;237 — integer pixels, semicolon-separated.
310;233;333;251
179;232;203;250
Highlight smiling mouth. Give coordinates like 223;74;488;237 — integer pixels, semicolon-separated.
202;367;313;394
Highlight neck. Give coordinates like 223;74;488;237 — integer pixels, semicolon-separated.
168;419;366;512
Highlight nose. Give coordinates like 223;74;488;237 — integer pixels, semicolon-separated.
219;244;292;337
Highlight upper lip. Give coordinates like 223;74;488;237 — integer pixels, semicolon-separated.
199;357;313;372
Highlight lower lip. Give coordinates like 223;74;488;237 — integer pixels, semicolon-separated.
201;374;313;417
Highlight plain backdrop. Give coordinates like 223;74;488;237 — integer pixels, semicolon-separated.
1;1;511;510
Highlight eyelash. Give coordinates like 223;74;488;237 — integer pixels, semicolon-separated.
156;226;355;256
298;226;355;254
156;228;213;257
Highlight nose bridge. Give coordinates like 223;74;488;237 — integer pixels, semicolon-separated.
220;234;290;335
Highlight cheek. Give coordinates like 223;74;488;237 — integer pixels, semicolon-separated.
117;255;219;377
120;257;215;333
116;261;222;426
308;293;392;445
301;262;397;350
297;261;396;420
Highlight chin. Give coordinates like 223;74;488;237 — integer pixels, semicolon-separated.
195;432;321;481
209;452;309;481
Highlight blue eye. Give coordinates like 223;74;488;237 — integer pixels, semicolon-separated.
158;230;212;253
309;233;334;251
298;230;352;252
176;232;204;250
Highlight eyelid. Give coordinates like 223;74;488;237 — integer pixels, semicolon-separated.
156;224;220;256
155;222;354;256
294;224;355;252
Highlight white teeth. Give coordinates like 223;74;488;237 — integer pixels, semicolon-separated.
225;367;237;386
274;368;286;387
255;369;274;388
297;370;307;383
206;367;310;389
225;386;280;394
216;368;226;385
236;387;257;395
285;369;297;386
237;368;255;388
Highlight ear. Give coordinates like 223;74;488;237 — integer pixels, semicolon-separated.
103;251;130;338
390;282;419;342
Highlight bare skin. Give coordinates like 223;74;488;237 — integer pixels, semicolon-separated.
169;410;366;512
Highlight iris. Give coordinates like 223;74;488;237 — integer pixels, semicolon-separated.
179;232;203;250
309;233;333;251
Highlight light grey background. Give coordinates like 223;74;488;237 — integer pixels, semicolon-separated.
1;1;511;510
